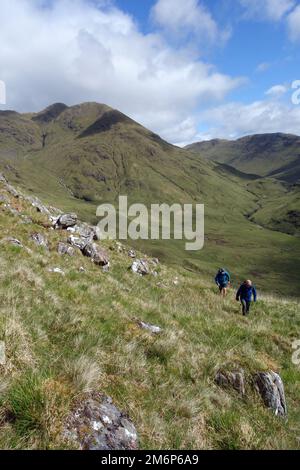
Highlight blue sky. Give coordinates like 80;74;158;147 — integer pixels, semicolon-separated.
115;0;300;103
0;0;300;143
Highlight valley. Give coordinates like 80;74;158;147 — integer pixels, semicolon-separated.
0;103;299;296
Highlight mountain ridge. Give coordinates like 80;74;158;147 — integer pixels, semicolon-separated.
186;132;300;183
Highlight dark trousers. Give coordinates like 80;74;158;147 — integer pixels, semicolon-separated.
241;299;251;316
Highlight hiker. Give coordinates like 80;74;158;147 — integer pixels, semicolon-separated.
215;268;230;297
236;280;257;316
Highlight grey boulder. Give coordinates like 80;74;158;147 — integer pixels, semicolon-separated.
30;233;48;249
57;213;78;229
131;259;150;276
82;242;109;266
215;370;245;395
68;235;88;251
254;371;287;417
64;393;138;450
57;242;76;257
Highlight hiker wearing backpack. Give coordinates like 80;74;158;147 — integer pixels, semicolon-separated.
236;280;257;316
215;268;231;297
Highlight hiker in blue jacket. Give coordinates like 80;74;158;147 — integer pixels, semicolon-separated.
215;268;230;297
236;280;257;316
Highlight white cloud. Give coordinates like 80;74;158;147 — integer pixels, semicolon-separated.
196;97;300;140
0;0;242;144
265;84;288;97
256;62;272;73
287;5;300;41
239;0;295;21
151;0;231;44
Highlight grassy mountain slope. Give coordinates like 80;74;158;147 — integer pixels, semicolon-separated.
246;179;300;235
0;179;300;450
186;134;300;237
0;104;300;296
186;133;300;183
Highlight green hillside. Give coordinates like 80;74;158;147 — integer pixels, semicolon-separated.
0;178;299;450
0;104;300;296
187;134;300;238
186;133;300;183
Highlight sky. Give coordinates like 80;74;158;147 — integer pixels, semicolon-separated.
0;0;300;145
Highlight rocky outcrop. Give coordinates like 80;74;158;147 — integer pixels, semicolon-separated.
254;371;287;417
131;259;150;276
56;213;78;229
66;223;98;248
215;370;245;395
215;369;287;417
64;393;138;450
30;233;48;249
67;235;88;251
57;242;76;257
72;223;98;241
82;242;109;266
131;259;159;277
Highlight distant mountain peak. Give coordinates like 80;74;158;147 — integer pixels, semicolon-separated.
32;103;69;123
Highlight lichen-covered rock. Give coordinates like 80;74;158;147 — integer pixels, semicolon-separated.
57;213;78;229
64;393;138;450
215;370;245;395
254;371;287;417
57;242;76;257
82;242;109;266
67;235;88;251
66;223;98;251
131;259;150;276
30;233;48;249
73;223;97;241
